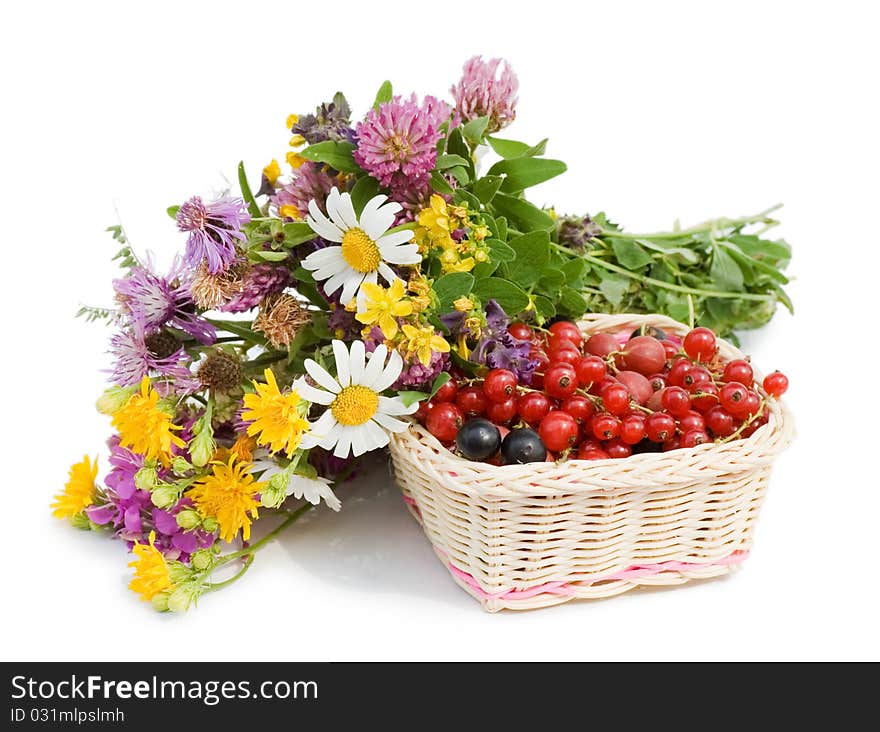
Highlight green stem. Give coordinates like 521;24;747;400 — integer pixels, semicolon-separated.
217;502;315;566
203;555;254;592
597;204;783;241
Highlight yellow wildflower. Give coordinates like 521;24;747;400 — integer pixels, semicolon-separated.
355;280;413;339
51;455;98;519
417;194;453;240
285;151;306;169
241;369;310;458
230;435;257;464
401;324;451;367
262;159;281;186
112;377;185;465
187;458;262;543
453;296;475;312
286;113;299;129
279;203;300;220
128;531;173;602
289;134;306;148
443;256;476;273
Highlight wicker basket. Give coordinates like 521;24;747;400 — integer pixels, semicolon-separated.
388;313;794;611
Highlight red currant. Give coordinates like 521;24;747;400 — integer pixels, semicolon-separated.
590;413;621;441
414;399;434;424
620;414;647;445
575;356;607;387
455;386;488;417
678;411;706;433
602;383;631;415
561;395;595;425
743;391;761;417
705;406;736;438
529;348;550;388
662;436;683;452
517;392;551;426
723;359;754;388
485;397;518;425
661;386;691;417
578;448;610;460
508;322;533;341
483;368;518;403
585;332;619;358
549;321;584;348
683;327;717;361
604;438;632;459
763;371;789;397
690;382;720;413
668;359;693;388
645;412;676;443
538;411;580;452
648;373;668;392
426;402;463;442
662;340;679;360
681;429;711;448
433;378;458;403
544;363;578;400
720;382;750;416
548;345;581;368
683;366;712;391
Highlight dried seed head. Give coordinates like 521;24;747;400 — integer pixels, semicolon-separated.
144;329;180;359
189;260;249;310
253;293;311;349
197;350;243;392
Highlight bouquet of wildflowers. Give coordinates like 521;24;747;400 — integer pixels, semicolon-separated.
54;56;792;611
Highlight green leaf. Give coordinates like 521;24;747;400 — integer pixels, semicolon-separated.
473;259;499;278
372;81;392;110
430;170;455;195
473;175;504;204
491;193;555;232
251;250;289;262
472;277;529;314
484;238;516;262
237;162;261;218
398;390;428;407
524;138;549;157
446;127;470;160
298;141;361;173
710;245;744;290
609;238;654;270
435;154;470;169
167;205;180;219
505;231;550;287
462;116;490;146
597;273;629;306
433;272;474;310
729;234;792;263
281;222;318;247
486;136;530;159
538;268;566;292
429;372;452;398
533;295;556;322
349;175;382;215
448;165;470;186
488;157;567;193
559;287;588;317
561;258;587;285
495;216;508;241
452;188;481;211
207;319;267;346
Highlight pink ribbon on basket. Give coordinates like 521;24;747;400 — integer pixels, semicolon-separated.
401;495;749;601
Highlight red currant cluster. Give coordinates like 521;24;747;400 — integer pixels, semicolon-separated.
415;320;789;465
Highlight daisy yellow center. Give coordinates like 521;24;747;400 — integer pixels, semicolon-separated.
331;385;379;426
341;228;381;273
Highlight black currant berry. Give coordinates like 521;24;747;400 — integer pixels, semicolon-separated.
500;428;547;465
455;419;502;461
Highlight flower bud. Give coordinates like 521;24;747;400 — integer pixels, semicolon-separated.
201;517;219;533
168;586;196;613
96;386;135;415
134;465;158;491
150;485;178;509
151;590;171;613
260;481;287;509
190;550;213;571
171;456;192;475
189;420;216;468
175;509;202;530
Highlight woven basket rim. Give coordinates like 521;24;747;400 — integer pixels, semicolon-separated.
389;312;794;492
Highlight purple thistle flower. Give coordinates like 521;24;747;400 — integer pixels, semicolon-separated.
272;162;339;219
354;94;451;197
451;56;519;133
113;257;215;344
176;196;250;274
290;93;355;144
109;327;198;392
87;439;215;561
221;263;290;313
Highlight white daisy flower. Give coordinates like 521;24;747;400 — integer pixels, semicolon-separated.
254;460;342;512
298;340;417;458
301;187;421;310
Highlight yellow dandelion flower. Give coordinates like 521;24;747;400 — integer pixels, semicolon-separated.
285;151;306;169
112;378;185;465
286;113;299;129
128;531;173;602
187;458;262;543
401;324;451;367
51;455;98;519
354;280;414;339
241;369;310;457
289;134;306;148
279;203;301;220
230;434;257;463
262;159;281;186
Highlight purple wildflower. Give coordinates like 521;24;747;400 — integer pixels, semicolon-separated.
221;263;290;313
451;56;519;133
176;196;250;274
113;257;215;344
393;350;449;390
290;93;355;144
87;439;214;561
109;327;198;392
353;94;451;196
272;162;338;219
471;300;538;383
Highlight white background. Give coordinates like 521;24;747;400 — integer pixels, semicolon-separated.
2;0;878;661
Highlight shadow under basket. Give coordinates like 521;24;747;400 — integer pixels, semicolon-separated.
388;313;794;612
